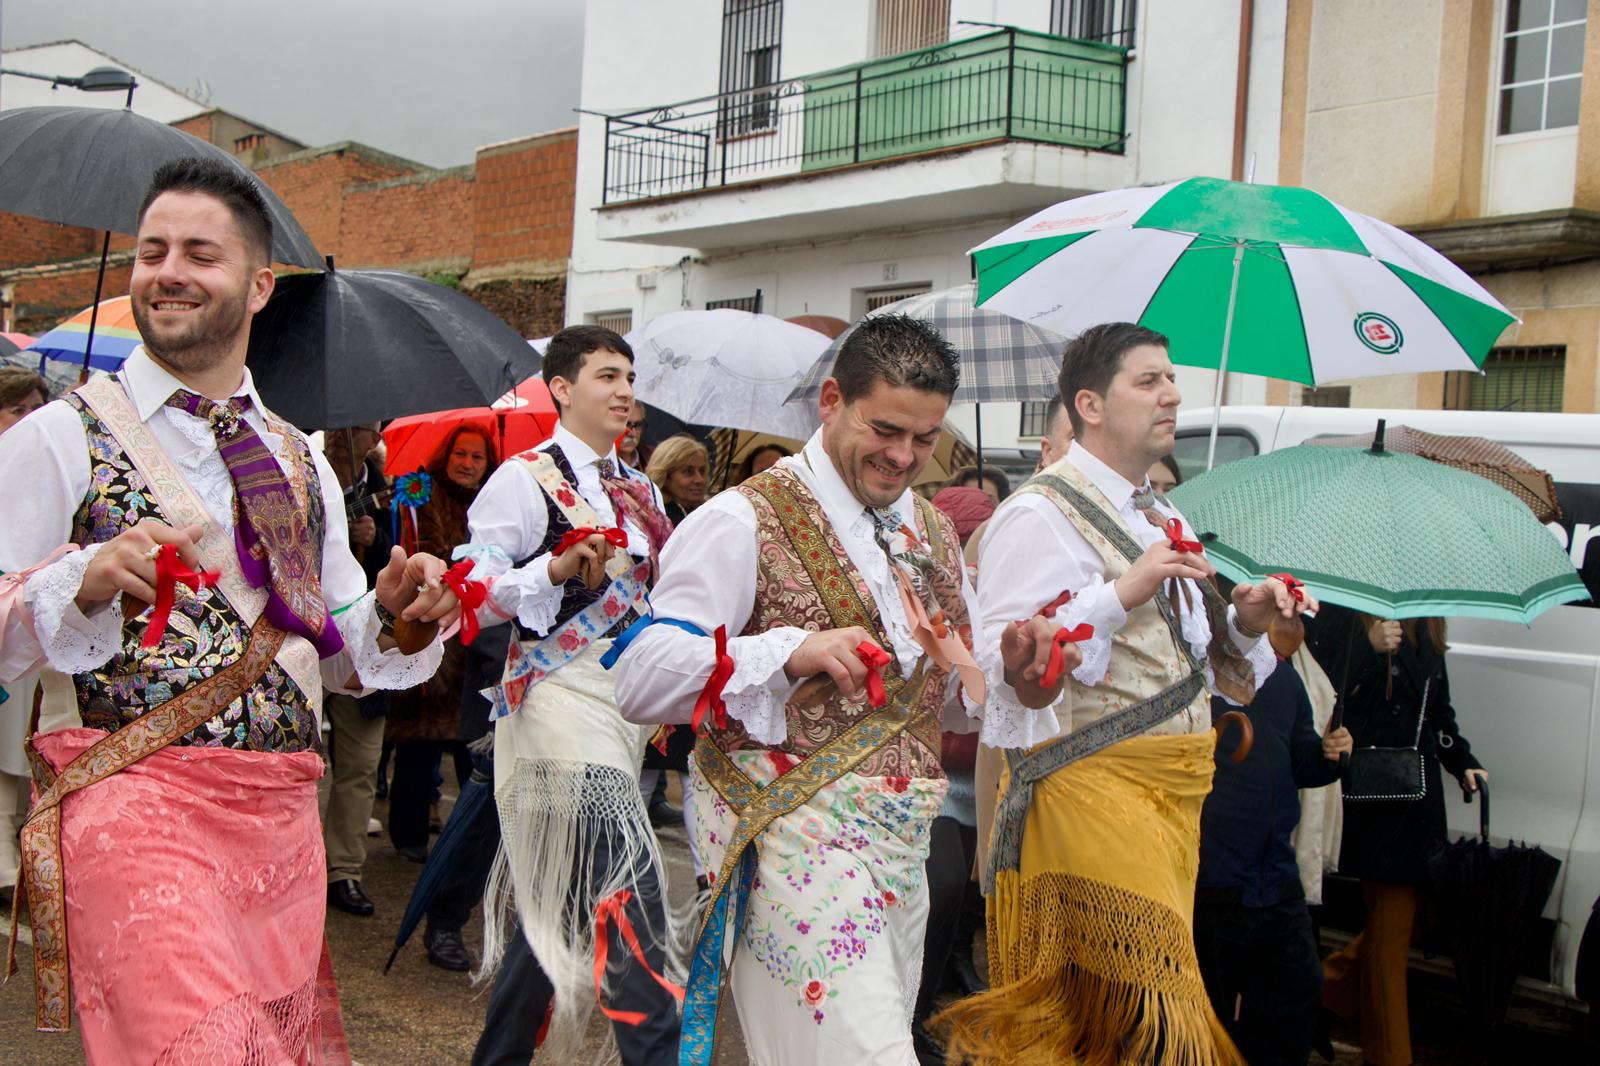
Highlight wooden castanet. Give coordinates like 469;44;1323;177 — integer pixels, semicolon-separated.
389;617;439;655
1268;613;1305;660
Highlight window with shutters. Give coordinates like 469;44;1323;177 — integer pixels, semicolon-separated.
719;0;784;138
873;0;949;58
1050;0;1139;48
591;310;633;335
1300;386;1351;408
1443;346;1566;412
864;284;932;313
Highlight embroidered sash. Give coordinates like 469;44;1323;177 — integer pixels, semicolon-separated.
484;451;650;720
73;375;322;702
5;618;286;1032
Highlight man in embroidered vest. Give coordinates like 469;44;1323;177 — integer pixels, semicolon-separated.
934;322;1314;1065
614;314;1010;1066
0;158;460;1065
457;324;679;1066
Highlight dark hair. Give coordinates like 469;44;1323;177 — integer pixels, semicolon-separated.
734;442;791;484
1057;322;1169;436
1043;394;1067;438
429;423;500;480
0;366;49;407
833;313;959;402
1154;453;1182;487
137;157;274;265
951;464;1010;501
542;325;634;410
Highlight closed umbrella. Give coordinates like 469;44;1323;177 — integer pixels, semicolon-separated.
969;177;1517;467
384;762;495;974
625;310;831;439
246;265;543;430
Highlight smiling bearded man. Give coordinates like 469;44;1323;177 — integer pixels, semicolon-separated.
0;157;460;1065
613;314;1020;1066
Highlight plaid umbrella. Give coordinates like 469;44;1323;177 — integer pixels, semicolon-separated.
784;281;1066;406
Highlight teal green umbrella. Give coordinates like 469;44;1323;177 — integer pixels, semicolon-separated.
968;177;1517;466
1167;434;1586;624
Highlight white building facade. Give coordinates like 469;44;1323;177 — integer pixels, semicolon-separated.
567;0;1290;455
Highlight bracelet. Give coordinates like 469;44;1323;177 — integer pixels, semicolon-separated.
1232;613;1265;640
374;598;398;639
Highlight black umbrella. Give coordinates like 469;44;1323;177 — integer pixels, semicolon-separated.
384;765;495;974
1426;781;1562;1034
0;105;325;382
246;264;544;430
0;106;322;268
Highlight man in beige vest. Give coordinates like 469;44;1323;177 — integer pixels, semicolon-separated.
937;322;1312;1065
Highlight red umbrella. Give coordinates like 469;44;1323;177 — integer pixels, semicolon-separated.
785;314;850;339
383;376;558;477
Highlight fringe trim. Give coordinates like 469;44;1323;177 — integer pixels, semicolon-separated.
475;758;682;1061
931;871;1243;1066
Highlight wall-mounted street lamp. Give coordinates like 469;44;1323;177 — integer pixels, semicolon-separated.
0;65;138;107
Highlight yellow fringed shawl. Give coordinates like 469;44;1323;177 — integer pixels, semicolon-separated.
934;732;1243;1066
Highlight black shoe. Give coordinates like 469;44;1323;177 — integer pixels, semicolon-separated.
327;879;375;916
649;799;684;828
913;1022;946;1066
396;843;429;864
424;926;473;972
952;949;986;995
1311;1007;1336;1062
375;771;388;801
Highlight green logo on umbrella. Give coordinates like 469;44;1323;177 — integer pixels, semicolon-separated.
1354;312;1404;354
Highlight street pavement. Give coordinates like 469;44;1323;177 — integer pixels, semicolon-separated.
2;776;1589;1064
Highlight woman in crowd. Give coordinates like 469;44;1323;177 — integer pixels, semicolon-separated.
1308;605;1487;1066
734;441;789;485
647;433;709;526
386;425;499;862
1147;452;1182;495
949;463;1010;504
0;367;49;907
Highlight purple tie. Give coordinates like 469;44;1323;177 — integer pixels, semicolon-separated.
166;389;344;658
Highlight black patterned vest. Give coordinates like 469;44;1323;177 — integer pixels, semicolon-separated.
64;393;324;752
515;444;646;640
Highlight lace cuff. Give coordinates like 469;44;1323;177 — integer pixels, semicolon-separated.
25;543;125;675
721;627;809;746
1063;574;1125;687
340;589;445;690
457;542;561;636
979;683;1063;750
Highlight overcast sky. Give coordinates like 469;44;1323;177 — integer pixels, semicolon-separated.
0;0;586;168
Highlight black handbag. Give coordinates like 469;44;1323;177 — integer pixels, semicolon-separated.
1343;679;1429;802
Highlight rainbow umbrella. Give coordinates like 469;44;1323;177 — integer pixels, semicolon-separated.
27;295;142;371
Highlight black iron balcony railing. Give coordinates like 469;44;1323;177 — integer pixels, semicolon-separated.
602;27;1129;205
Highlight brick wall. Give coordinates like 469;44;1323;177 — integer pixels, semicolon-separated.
0;214;99;270
340;167;474;274
465;276;567;339
471;128;577;278
9;261;133;335
256;144;420;260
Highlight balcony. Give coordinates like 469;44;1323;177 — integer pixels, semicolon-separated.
596;28;1132;249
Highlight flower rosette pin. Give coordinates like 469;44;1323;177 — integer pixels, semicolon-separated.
391;469;433;554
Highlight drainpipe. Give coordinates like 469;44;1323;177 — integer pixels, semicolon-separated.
1231;0;1255;182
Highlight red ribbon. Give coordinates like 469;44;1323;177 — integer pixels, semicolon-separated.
1165;517;1205;554
1269;572;1305;602
692;625;735;733
141;544;220;648
552;526;628;556
1041;624;1096;688
856;642;891;708
592;889;685;1026
440;560;489;646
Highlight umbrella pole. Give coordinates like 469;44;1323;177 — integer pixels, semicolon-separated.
975;402;984;485
79;231;112;385
1205;240;1247;472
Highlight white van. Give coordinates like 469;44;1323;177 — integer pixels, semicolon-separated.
1172;406;1600;1008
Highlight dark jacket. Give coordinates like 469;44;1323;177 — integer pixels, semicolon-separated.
1305;604;1482;886
1198;664;1341;907
345;455;392;719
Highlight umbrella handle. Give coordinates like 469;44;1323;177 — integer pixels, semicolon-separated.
1465;778;1491;842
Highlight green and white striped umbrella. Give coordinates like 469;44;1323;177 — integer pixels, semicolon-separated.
970;177;1516;386
1167;442;1587;625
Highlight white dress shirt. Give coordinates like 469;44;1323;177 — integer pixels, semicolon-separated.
613;431;990;747
977;440;1277;746
460;421;666;637
0;347;440;694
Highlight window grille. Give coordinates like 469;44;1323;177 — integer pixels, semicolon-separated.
874;0;949;58
1498;0;1586;135
1300;385;1351;408
1443;345;1566;412
592;310;633;335
706;292;763;312
1019;401;1051;437
864;285;932;312
1050;0;1139;47
719;0;784;137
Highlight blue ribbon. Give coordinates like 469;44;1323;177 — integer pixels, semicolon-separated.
599;614;708;670
680;848;756;1066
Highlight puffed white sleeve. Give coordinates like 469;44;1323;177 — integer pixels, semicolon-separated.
612;491;806;746
458;460;560;636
